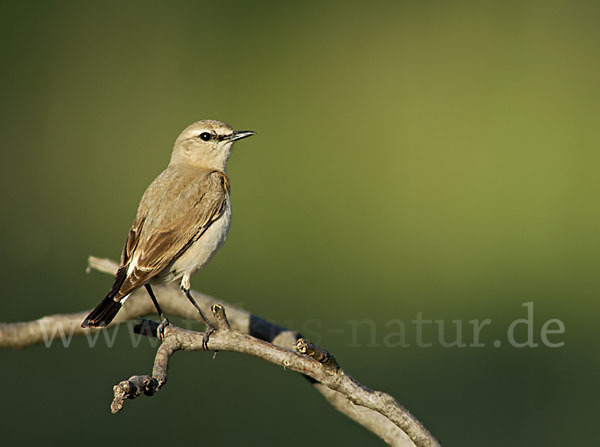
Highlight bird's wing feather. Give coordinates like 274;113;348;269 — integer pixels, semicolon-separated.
114;166;229;299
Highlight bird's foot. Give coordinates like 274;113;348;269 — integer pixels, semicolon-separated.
202;324;215;351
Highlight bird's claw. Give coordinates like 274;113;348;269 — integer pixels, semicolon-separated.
202;326;215;351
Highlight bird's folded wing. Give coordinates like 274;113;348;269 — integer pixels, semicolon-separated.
115;167;229;298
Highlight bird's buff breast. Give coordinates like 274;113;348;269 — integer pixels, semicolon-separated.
162;201;231;283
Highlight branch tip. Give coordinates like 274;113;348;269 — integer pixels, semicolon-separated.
211;304;231;330
296;338;339;372
111;375;161;414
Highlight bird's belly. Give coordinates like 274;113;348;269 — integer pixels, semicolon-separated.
164;203;231;282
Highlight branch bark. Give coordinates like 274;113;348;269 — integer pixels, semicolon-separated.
0;256;440;447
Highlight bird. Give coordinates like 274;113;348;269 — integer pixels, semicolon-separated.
81;120;255;330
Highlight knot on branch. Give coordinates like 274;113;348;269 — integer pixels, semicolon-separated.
111;375;162;414
295;338;339;373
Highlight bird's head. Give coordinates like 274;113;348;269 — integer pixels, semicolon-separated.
170;120;255;170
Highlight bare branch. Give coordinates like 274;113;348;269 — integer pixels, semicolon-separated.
111;324;178;413
0;256;440;447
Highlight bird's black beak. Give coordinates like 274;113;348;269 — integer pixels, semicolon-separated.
229;130;256;142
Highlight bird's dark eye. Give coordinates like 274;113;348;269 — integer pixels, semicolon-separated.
199;132;212;141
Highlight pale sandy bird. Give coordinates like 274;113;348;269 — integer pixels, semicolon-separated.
82;120;255;328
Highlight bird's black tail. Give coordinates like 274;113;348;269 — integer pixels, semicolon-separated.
81;294;122;328
81;267;127;328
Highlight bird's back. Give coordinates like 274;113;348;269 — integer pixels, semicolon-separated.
115;164;230;298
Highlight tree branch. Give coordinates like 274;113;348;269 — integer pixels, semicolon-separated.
0;256;440;447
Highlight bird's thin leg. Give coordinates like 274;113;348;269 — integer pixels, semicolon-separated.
144;284;169;337
144;284;166;319
181;285;214;328
181;285;215;350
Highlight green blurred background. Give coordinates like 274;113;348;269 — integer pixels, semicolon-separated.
1;1;598;445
